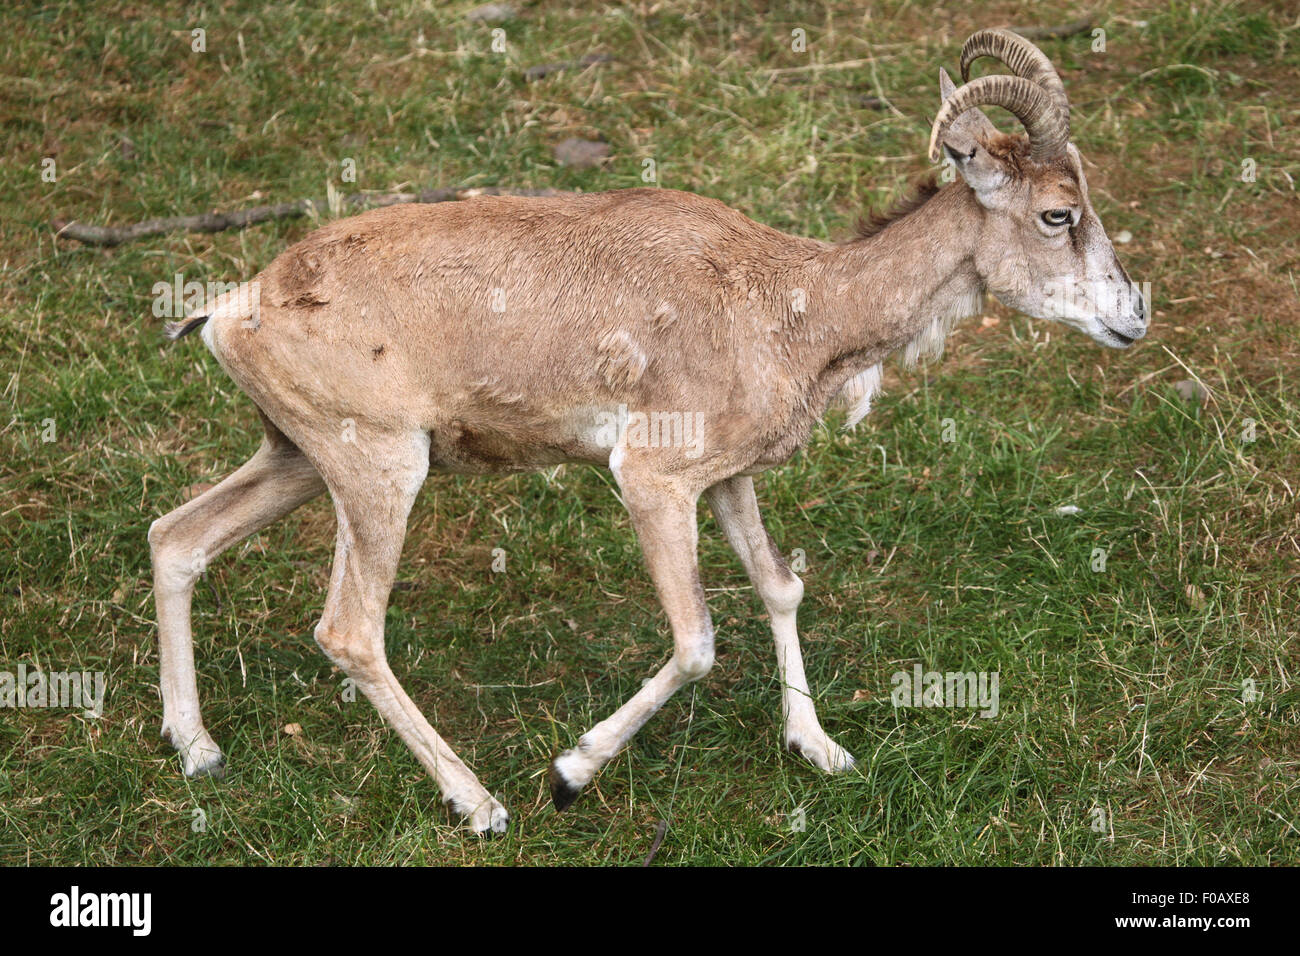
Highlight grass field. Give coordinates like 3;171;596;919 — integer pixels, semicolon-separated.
1;0;1297;865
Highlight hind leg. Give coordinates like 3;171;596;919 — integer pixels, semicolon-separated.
309;429;508;834
148;423;325;776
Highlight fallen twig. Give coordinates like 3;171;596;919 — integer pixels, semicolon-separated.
642;819;668;866
52;187;576;247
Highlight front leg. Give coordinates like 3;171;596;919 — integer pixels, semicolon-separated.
705;475;855;773
550;460;715;810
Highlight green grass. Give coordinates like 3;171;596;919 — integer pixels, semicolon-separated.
1;0;1297;865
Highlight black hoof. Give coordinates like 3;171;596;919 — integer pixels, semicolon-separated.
549;763;582;812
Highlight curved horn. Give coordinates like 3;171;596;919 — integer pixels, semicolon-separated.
961;27;1070;130
928;74;1067;164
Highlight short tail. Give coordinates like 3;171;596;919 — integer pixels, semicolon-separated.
163;314;209;340
162;282;258;342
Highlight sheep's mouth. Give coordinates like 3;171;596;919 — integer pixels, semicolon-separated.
1097;325;1137;349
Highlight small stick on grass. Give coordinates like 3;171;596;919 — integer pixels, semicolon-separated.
642;819;668;866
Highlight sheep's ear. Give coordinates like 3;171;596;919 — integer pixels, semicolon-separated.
942;139;1010;197
939;67;957;102
937;69;1008;198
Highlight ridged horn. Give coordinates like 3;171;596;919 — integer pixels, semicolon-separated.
961;27;1070;135
928;74;1067;164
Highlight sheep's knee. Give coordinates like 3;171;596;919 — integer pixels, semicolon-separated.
766;571;803;616
760;540;804;615
313;620;379;675
148;519;203;592
674;632;715;682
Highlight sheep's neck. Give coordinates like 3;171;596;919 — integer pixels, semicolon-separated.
804;182;984;394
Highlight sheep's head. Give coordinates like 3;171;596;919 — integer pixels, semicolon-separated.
931;29;1147;349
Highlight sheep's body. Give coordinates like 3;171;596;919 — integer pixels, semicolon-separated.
205;189;928;482
149;31;1145;834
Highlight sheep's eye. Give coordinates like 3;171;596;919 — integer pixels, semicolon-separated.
1041;209;1072;227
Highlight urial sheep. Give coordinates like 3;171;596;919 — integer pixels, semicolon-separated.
149;29;1145;833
